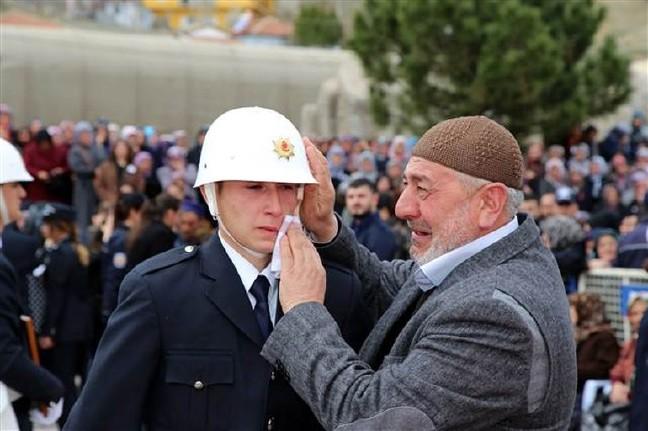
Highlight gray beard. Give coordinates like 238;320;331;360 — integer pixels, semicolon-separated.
411;203;475;266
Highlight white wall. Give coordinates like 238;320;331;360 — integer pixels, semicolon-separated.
0;25;354;134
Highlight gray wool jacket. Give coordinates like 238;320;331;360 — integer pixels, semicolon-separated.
261;215;576;430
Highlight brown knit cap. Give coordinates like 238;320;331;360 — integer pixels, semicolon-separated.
412;116;523;189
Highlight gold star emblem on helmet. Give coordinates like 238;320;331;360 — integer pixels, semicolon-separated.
273;138;295;160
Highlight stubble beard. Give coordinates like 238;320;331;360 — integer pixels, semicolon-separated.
411;201;475;266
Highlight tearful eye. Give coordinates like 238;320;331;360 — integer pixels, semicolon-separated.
416;186;432;200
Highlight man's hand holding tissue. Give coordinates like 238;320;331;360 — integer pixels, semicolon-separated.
279;224;326;313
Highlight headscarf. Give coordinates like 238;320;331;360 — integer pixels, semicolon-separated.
389;136;411;166
540;215;584;251
353;150;378;183
73;121;94;146
327;144;349;182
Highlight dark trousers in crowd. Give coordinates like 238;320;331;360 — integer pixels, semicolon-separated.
42;341;89;426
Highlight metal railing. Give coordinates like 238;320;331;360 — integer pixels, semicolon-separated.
579;267;648;341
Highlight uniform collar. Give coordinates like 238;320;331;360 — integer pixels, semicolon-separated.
217;231;275;295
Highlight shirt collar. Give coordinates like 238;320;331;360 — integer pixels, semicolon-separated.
218;231;275;292
418;216;519;290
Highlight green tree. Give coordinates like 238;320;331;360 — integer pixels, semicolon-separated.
349;0;631;142
294;4;343;47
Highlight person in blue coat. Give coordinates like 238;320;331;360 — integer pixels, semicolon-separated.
64;107;371;431
0;138;63;431
616;217;648;268
100;193;145;322
345;178;397;260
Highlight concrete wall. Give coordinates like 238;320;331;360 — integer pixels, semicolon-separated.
3;23;641;140
0;25;362;134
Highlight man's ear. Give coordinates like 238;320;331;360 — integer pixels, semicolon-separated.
476;183;508;230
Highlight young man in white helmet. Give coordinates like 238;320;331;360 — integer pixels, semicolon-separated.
0;138;64;431
65;107;370;431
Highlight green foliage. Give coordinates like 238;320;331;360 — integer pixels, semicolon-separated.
349;0;631;142
294;4;342;47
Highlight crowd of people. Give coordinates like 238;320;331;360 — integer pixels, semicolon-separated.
1;100;648;430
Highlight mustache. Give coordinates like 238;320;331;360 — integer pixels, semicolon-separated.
407;222;430;232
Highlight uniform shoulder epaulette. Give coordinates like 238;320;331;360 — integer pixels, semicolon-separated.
136;245;199;275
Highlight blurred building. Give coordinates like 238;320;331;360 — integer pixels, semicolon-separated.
0;24;372;137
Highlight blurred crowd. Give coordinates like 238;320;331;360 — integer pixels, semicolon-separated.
519;114;648;287
2;101;648;428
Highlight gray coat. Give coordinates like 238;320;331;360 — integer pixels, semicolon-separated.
261;215;576;430
67;143;104;234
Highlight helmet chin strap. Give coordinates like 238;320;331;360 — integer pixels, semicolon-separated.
0;185;9;230
204;182;268;260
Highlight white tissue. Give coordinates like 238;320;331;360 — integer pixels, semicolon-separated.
271;215;301;277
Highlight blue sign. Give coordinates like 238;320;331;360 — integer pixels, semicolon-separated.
620;285;648;316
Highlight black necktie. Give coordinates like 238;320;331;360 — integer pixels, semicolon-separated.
250;275;273;341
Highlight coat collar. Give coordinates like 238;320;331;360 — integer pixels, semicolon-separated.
437;214;539;292
199;234;265;347
418;216;519;288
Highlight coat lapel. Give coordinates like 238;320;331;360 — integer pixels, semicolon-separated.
361;278;422;366
200;235;265;348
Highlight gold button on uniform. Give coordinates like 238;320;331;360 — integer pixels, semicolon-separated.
193;380;204;390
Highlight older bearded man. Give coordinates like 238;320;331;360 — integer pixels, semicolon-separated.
264;116;577;430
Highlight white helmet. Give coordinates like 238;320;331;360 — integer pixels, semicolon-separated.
0;138;33;184
194;107;317;188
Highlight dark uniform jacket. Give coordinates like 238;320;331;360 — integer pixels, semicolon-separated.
1;224;40;308
350;212;397;261
64;234;370;431
41;239;93;343
0;252;64;403
101;224;129;319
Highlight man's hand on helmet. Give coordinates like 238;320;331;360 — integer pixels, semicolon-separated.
301;138;338;243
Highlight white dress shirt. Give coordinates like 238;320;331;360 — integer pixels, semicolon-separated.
418;217;519;290
218;232;279;325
